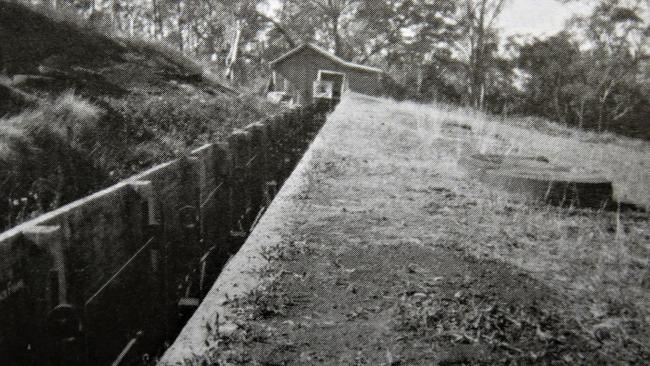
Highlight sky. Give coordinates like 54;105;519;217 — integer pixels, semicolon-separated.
497;0;594;37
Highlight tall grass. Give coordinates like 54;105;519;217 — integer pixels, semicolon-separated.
378;94;650;207
0;87;282;230
0;92;107;228
0;1;284;231
120;37;204;76
339;92;650;358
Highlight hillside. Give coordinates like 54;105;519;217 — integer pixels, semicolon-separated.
0;1;280;230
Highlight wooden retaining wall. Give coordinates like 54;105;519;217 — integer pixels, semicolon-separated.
0;101;330;365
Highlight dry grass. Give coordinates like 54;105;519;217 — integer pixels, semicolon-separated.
164;93;648;364
387;96;650;207
347;93;650;356
0;92;112;227
119;37;204;75
0;91;102;152
0;2;284;231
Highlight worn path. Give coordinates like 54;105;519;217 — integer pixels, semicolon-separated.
161;94;649;365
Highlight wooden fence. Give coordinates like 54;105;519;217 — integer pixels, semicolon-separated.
0;101;330;365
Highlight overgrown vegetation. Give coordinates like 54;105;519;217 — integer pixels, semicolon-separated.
397;96;650;362
0;2;281;230
0;93;107;227
513;4;649;138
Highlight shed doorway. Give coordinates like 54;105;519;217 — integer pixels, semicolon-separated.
317;70;346;101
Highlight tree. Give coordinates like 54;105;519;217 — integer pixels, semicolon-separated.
273;0;361;57
515;0;649;135
355;0;457;65
453;0;507;109
517;33;583;124
568;0;648;130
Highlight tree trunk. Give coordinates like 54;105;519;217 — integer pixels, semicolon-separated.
597;84;613;132
129;14;134;36
152;0;163;39
177;2;184;51
578;100;585;129
472;0;487;109
332;14;342;57
553;87;564;124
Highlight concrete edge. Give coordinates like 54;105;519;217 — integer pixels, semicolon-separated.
158;117;330;365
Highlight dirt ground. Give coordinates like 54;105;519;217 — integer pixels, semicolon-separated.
193;94;649;365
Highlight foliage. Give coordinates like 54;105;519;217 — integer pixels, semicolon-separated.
514;0;649;137
22;0;646;138
0;87;278;230
0;2;287;231
272;0;362;58
357;0;458;65
452;0;508;108
0;93;109;228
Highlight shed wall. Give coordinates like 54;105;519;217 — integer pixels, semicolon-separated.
273;48;381;104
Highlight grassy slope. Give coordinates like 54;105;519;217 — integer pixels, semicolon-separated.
0;1;279;229
194;94;649;365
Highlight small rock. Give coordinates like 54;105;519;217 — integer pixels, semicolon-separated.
593;322;616;342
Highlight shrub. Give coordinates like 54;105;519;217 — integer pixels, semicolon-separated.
0;92;173;229
0;93;107;228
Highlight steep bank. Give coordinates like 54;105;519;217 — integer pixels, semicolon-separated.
0;1;279;230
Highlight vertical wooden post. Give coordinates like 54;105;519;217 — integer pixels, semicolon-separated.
245;123;267;229
130;181;159;227
190;144;216;250
259;120;279;206
274;113;295;184
287;110;304;178
190;143;230;291
128;180;169;355
211;143;230;245
227;130;250;235
297;108;311;150
177;155;202;265
23;225;67;305
268;115;287;185
24;225;83;366
130;180;161;278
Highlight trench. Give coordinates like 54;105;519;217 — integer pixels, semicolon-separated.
1;101;333;366
135;102;333;366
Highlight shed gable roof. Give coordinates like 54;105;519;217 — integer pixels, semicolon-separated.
270;43;383;74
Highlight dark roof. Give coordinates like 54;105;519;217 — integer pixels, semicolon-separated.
270;43;383;74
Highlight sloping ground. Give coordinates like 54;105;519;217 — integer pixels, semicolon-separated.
162;93;649;365
0;1;278;230
0;1;218;97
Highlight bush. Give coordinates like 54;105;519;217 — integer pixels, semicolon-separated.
0;88;281;230
0;92;175;229
0;93;107;228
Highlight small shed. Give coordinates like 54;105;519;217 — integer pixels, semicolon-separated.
269;43;383;105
